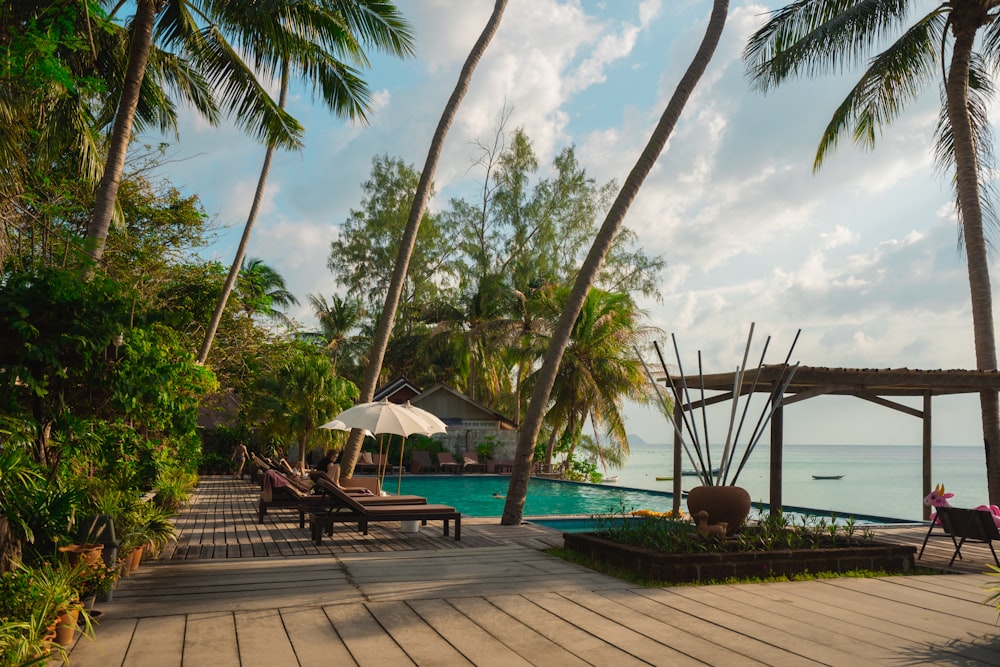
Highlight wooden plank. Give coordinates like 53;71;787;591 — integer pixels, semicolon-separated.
281;606;358;666
524;591;704;666
323;601;415;667
233;609;298;667
486;593;650;666
630;588;826;666
181;612;239;667
558;589;770;666
365;600;472;666
121;615;185;667
405;598;532;667
447;596;588;666
57;617;137;667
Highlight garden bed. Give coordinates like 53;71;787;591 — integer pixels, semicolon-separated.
563;531;917;583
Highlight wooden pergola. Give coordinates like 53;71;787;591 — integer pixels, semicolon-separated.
667;365;1000;519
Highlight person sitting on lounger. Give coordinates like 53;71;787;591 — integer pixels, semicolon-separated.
314;449;338;476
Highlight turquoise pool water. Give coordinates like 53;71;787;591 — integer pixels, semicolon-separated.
395;475;674;518
391;475;915;526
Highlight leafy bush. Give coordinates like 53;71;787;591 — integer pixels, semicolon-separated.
593;506;874;554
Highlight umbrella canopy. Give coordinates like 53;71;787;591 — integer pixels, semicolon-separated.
332;399;448;494
318;419;372;437
332;399;445;438
401;402;448;435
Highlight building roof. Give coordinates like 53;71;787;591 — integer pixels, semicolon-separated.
373;377;423;404
414;383;518;430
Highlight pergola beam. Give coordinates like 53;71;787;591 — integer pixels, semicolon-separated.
668;365;1000;519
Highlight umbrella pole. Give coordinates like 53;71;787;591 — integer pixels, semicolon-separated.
377;433;388;491
397;437;407;495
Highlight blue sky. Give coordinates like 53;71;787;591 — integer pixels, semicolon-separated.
146;1;990;448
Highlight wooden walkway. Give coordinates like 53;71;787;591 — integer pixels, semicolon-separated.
60;477;1000;666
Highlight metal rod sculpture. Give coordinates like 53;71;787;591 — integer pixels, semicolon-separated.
641;324;800;486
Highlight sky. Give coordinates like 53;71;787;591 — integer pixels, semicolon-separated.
144;0;992;448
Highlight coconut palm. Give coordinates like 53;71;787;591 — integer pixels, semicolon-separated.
501;0;730;525
340;0;508;478
530;289;656;472
743;0;1000;504
306;293;364;369
195;1;414;363
236;257;298;326
1;3;213;267
87;0;413;270
253;351;357;475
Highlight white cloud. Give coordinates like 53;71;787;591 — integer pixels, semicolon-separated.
144;1;1000;446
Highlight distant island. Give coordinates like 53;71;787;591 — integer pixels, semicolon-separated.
627;433;647;446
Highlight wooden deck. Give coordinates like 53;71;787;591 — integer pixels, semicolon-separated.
60;477;1000;666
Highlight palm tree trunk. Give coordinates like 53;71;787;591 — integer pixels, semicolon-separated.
85;0;161;268
501;0;730;525
340;0;508;477
945;9;1000;505
197;62;290;364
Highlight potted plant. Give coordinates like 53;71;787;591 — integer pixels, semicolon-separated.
117;501;177;575
646;325;800;535
475;436;500;464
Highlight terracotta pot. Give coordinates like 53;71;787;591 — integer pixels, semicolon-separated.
126;545;144;574
686;485;751;536
58;543;104;567
55;608;79;646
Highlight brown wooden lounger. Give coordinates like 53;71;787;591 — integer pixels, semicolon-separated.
308;479;461;544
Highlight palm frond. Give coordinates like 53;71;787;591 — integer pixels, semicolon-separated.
745;0;916;92
932;55;1000;254
814;9;944;170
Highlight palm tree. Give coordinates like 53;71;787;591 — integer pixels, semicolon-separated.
424;273;520;403
195;1;414;363
86;0;412;268
533;289;656;472
236;257;299;326
307;293;364;369
253;351;357;475
500;0;730;525
1;3;212;268
743;0;1000;505
339;0;508;478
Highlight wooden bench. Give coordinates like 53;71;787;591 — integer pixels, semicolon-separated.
934;506;1000;567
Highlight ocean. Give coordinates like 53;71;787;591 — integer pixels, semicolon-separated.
613;443;990;522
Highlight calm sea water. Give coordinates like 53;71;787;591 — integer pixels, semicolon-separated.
614;443;989;521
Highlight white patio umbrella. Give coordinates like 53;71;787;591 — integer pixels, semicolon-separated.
401;402;448;435
332;399;448;493
318;419;372;437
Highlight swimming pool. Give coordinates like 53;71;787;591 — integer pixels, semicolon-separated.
391;475;916;526
395;475;674;518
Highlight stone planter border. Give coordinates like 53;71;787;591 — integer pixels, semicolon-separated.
563;532;916;584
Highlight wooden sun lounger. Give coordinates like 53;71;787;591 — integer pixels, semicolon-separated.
258;470;327;524
308;479;461;544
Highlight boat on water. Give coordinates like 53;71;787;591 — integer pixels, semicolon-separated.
812;474;844;480
681;468;721;476
601;475;619;483
655;476;673;481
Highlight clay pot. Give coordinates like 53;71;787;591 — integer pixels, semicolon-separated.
126;545;144;574
55;608;79;646
58;543;104;567
686;485;751;536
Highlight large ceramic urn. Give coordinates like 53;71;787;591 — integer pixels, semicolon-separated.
686;485;751;536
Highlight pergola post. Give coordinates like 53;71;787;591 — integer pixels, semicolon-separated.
673;401;683;514
923;391;932;521
770;391;783;513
